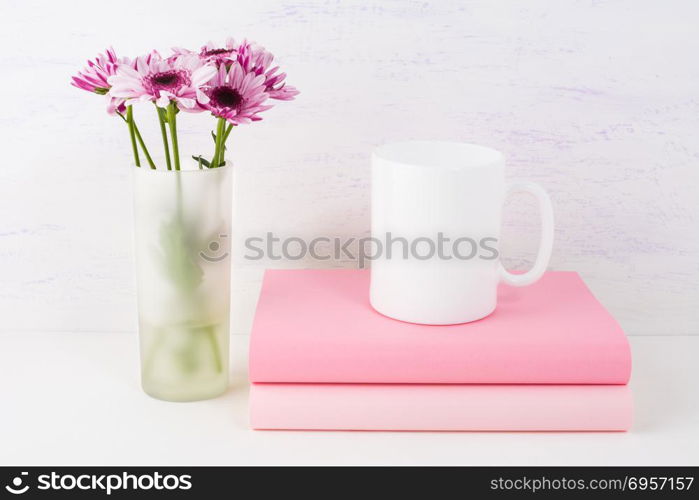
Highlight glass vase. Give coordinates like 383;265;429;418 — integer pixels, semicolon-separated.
133;165;231;401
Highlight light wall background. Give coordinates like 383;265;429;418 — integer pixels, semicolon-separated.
0;0;697;335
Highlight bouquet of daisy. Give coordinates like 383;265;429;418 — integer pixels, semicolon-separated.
71;39;296;401
71;38;297;170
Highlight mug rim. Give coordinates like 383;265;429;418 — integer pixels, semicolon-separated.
373;140;504;169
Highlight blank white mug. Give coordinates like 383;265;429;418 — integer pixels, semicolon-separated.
370;141;554;325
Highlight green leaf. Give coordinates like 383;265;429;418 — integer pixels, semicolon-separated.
191;155;211;168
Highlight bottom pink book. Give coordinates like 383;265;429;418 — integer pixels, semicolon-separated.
250;384;633;431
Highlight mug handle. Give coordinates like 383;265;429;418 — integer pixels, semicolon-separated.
498;181;554;287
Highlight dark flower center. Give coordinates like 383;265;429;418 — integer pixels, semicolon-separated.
148;71;187;90
210;86;243;109
203;48;233;57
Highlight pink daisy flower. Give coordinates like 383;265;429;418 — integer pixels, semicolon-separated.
171;38;239;66
71;47;119;94
237;41;299;101
201;63;272;125
199;37;239;65
108;52;216;110
71;48;128;114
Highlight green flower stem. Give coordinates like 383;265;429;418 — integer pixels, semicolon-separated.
156;106;172;171
133;123;156;170
211;117;225;168
216;118;225;166
126;106;141;167
167;102;180;170
223;123;234;142
117;111;155;169
220;123;233;165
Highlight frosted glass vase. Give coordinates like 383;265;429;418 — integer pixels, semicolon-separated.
133;166;232;401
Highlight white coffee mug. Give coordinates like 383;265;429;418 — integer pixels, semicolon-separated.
370;141;554;325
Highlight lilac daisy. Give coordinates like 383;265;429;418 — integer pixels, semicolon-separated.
237;41;299;101
171;38;239;66
201;63;272;125
199;37;239;65
71;48;128;114
71;47;119;94
108;52;216;110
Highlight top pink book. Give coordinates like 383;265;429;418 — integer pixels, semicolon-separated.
249;270;631;384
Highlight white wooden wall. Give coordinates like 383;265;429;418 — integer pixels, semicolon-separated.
0;0;697;335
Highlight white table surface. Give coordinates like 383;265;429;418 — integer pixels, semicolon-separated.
1;331;697;466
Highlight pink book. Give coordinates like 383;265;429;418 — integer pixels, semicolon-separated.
250;384;633;431
249;270;631;384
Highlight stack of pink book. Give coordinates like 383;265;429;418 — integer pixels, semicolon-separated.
248;270;632;431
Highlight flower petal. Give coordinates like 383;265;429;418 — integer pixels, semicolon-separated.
156;94;170;107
